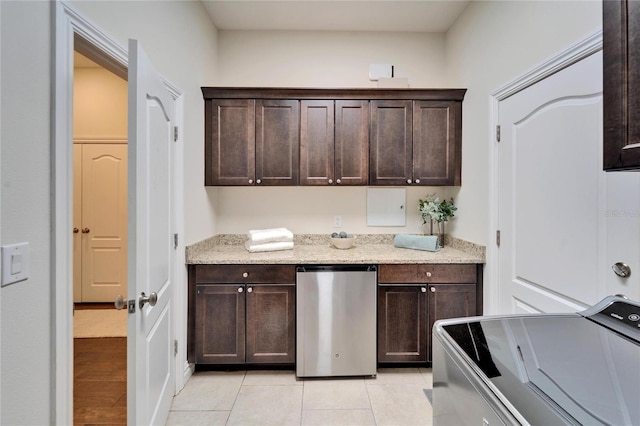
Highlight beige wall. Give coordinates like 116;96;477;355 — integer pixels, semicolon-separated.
215;29;451;235
73;67;128;141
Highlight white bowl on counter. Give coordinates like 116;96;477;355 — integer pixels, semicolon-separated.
330;235;356;249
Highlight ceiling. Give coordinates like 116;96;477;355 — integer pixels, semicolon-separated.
201;0;471;33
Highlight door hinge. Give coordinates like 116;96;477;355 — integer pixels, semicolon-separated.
173;126;179;142
174;339;178;357
173;233;178;249
496;230;501;247
496;125;501;142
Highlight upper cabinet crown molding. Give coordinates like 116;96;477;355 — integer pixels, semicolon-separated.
202;87;466;186
603;0;640;170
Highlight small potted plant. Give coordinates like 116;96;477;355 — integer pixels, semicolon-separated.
419;194;457;246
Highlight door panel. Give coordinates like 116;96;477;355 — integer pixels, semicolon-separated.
128;39;175;426
370;100;412;185
81;144;127;302
300;100;334;185
256;99;299;185
497;51;638;313
335;100;369;185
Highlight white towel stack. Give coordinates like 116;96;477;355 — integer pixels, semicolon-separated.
245;227;294;253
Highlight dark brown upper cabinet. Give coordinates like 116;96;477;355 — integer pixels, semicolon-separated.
603;0;640;170
204;98;298;185
300;100;369;185
370;100;413;185
202;88;465;186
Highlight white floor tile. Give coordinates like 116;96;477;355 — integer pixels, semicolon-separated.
166;410;229;426
226;385;303;425
243;369;301;386
301;409;376;426
170;371;245;411
302;378;370;410
367;383;433;426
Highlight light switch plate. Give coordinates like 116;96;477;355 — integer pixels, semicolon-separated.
2;242;30;287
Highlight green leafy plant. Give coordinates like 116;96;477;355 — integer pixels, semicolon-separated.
419;194;457;223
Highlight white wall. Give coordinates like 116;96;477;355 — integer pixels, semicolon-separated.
215;30;452;235
70;0;219;246
1;1;53;424
444;0;602;246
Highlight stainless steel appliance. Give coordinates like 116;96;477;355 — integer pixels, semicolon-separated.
432;295;640;425
296;265;377;377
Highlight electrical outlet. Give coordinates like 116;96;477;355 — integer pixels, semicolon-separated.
333;215;342;228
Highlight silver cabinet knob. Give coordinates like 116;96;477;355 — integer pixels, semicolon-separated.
426;272;432;277
336;179;341;184
430;287;436;293
238;287;243;293
247;287;253;293
242;272;249;278
328;179;333;184
612;262;631;278
415;179;421;184
248;179;254;184
138;291;157;309
256;179;262;184
407;179;412;184
421;287;427;293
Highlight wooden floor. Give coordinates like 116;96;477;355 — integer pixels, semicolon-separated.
74;303;127;425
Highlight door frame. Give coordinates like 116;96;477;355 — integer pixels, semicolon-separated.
488;31;603;315
53;2;187;424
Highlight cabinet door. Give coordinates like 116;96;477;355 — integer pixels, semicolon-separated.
205;99;255;185
195;284;246;364
603;0;640;170
300;100;334;185
377;285;427;363
413;101;462;186
370;100;413;185
427;283;476;361
256;99;299;185
335;100;369;185
246;284;295;364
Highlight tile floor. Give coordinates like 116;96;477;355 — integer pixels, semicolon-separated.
167;368;433;426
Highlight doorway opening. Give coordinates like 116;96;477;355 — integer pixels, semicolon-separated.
72;34;128;426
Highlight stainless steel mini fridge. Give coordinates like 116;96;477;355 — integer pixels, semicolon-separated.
296;265;377;378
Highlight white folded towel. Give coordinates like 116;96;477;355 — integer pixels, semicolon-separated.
247;227;294;244
244;240;294;253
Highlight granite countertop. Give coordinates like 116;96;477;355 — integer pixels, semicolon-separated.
186;234;485;265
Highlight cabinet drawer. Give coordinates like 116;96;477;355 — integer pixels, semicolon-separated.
379;264;476;284
195;264;295;284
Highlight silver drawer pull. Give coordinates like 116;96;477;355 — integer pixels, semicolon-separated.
426;272;432;277
612;262;631;278
242;272;249;278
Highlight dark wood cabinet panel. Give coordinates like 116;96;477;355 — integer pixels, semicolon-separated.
379;263;476;284
204;99;255;185
370;100;413;185
427;283;477;361
246;284;295;363
195;284;245;364
190;265;295;365
300;100;369;185
378;263;481;365
300;100;334;185
203;88;465;186
377;285;427;363
335;100;369;185
256;100;299;185
603;0;640;170
413;101;462;185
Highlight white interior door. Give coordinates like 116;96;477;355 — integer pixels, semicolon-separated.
80;144;128;302
498;51;605;314
127;39;175;425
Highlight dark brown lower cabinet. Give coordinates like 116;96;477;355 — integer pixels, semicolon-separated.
377;263;481;364
377;285;427;363
190;265;296;366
